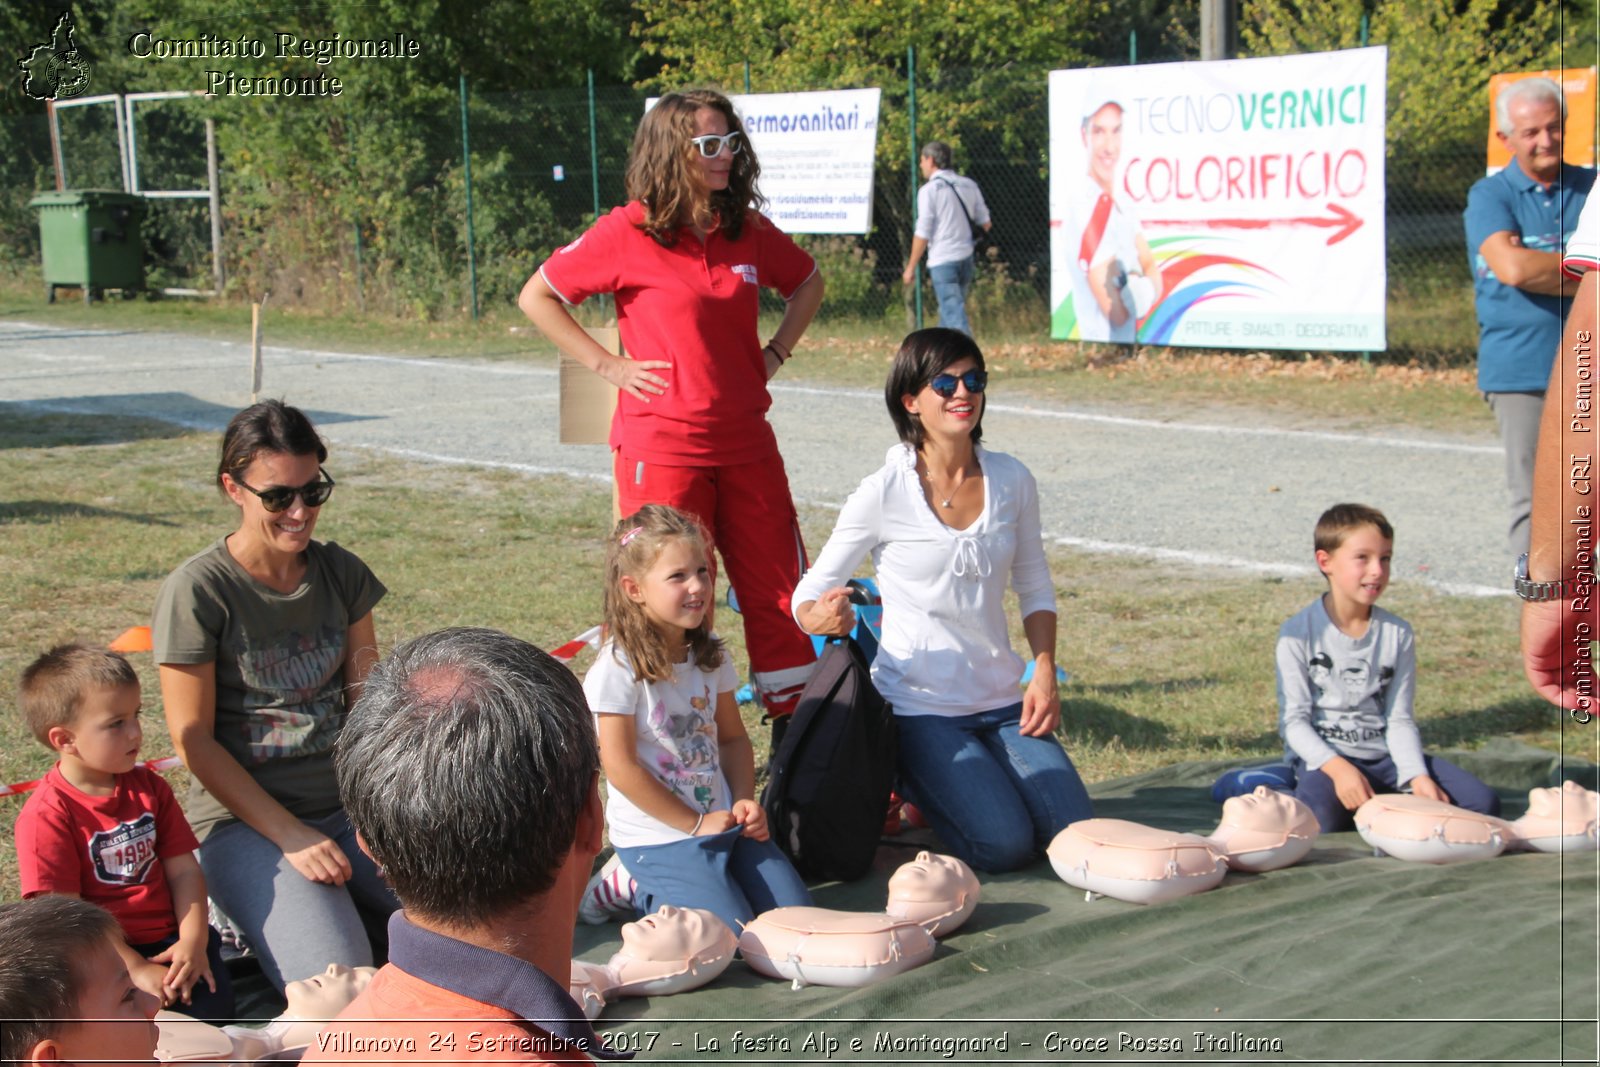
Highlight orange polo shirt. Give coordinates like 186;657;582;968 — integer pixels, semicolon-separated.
305;964;590;1064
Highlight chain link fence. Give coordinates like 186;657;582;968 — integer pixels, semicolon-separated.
0;53;1497;359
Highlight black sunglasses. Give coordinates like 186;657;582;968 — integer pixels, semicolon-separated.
928;369;987;398
233;468;336;512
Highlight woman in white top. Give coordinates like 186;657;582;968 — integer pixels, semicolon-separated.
793;328;1092;872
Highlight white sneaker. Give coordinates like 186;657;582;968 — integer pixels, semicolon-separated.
578;853;637;925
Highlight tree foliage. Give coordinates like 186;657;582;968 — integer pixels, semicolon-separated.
635;0;1111;269
1241;0;1562;162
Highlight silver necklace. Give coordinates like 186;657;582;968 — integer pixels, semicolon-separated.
924;464;964;508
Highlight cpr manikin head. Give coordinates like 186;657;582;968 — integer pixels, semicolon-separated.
884;851;980;936
1508;781;1600;852
157;963;378;1061
607;905;736;997
1206;787;1319;872
1525;781;1599;829
283;963;378;1019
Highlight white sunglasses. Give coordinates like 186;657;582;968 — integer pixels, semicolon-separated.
689;131;743;158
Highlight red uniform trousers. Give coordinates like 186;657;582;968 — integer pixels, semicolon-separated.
615;447;816;717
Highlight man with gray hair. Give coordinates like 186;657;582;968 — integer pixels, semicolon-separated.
320;627;626;1063
1465;75;1593;558
902;140;992;335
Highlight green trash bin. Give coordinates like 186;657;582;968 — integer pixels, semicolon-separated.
29;189;146;304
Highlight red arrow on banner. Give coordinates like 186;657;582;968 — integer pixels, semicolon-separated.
1142;203;1364;246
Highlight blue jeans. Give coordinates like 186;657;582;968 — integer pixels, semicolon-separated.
622;828;811;935
200;809;398;989
1289;753;1502;834
895;703;1094;872
928;257;975;335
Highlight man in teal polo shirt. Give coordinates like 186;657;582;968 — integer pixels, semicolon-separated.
1465;76;1593;558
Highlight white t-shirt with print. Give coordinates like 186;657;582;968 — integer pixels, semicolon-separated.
583;641;739;848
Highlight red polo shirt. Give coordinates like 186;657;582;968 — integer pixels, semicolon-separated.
539;203;816;466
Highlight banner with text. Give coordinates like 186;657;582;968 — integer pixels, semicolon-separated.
652;89;881;234
1049;48;1388;351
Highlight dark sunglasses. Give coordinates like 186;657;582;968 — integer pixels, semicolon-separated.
233;468;336;512
928;369;987;398
688;131;743;158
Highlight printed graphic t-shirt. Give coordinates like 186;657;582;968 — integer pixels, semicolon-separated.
152;538;386;839
15;764;199;942
583;641;738;849
1274;597;1426;785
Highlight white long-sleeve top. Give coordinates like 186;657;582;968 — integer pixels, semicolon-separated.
793;443;1056;717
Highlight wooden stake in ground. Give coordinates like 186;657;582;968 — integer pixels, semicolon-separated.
249;293;269;402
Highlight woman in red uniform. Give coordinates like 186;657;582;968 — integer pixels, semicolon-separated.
519;89;825;723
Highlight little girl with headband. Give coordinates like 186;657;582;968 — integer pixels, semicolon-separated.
585;505;811;934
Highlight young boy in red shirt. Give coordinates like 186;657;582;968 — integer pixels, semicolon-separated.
13;644;233;1019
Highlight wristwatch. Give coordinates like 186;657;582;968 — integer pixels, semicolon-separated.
1514;553;1570;601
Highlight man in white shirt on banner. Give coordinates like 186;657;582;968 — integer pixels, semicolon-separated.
902;141;991;335
1065;94;1163;344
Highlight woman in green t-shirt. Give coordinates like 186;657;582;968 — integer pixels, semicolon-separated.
153;400;396;991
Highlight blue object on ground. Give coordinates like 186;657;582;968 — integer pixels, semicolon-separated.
1210;763;1296;803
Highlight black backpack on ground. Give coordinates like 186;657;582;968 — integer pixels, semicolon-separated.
761;636;897;882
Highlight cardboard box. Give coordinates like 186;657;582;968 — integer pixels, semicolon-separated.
559;326;620;445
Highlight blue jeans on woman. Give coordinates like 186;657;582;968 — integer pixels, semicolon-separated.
895;702;1093;872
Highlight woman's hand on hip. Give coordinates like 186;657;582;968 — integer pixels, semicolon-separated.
600;354;672;402
796;588;856;636
275;821;354;885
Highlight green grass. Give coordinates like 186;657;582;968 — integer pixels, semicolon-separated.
0;408;1571;903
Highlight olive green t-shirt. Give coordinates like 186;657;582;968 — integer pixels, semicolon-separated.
151;538;386;839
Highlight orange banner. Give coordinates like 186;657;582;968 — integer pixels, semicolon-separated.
1487;68;1598;173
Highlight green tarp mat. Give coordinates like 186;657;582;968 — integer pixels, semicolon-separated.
571;740;1599;1065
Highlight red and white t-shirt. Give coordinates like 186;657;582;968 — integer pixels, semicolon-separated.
1564;196;1600;279
539;202;816;466
14;764;199;943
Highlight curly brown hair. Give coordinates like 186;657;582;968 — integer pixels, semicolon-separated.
603;504;725;683
625;89;764;245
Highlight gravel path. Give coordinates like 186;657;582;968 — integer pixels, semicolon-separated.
0;319;1509;597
